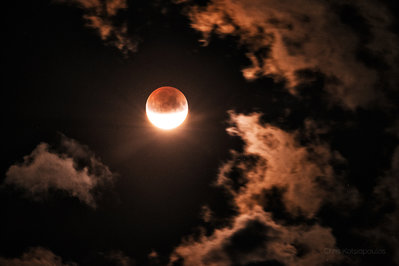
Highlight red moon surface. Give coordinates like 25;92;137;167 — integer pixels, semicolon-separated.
146;86;188;130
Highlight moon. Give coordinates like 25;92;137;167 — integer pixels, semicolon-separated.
146;86;189;130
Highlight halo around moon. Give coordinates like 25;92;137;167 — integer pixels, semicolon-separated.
146;86;188;130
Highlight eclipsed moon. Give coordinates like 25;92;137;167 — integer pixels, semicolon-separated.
146;86;188;130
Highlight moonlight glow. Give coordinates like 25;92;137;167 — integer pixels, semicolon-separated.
146;86;188;130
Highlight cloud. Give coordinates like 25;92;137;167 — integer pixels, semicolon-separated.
181;0;399;109
170;112;358;265
0;247;76;266
171;207;338;266
222;112;357;218
56;0;137;54
200;205;213;223
366;145;399;264
4;135;114;208
104;250;136;266
148;250;160;265
0;247;136;266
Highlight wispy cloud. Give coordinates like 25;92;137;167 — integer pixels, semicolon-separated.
366;145;399;265
104;250;136;266
180;0;399;109
4;135;115;208
0;247;76;266
170;112;359;265
56;0;137;54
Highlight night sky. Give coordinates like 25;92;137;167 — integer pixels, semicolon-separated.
2;0;399;265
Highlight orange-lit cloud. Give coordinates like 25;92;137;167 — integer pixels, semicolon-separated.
171;208;339;266
56;0;136;54
4;135;114;208
170;112;359;265
222;112;350;217
0;247;135;266
182;0;399;109
0;247;76;266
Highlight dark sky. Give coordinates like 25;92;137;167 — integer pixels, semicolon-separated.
1;0;399;266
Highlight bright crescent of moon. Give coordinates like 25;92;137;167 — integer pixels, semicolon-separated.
146;87;188;130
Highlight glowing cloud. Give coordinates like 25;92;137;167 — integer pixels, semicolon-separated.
170;112;359;265
4;135;114;208
56;0;137;54
180;0;399;109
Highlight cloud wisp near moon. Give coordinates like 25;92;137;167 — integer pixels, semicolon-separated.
2;0;399;265
179;0;399;110
56;0;137;54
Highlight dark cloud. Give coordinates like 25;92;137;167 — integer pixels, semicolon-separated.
103;250;136;266
0;248;135;266
200;205;213;223
366;146;399;264
148;250;160;265
179;0;399;109
4;135;115;208
56;0;137;54
169;112;358;265
0;247;76;266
